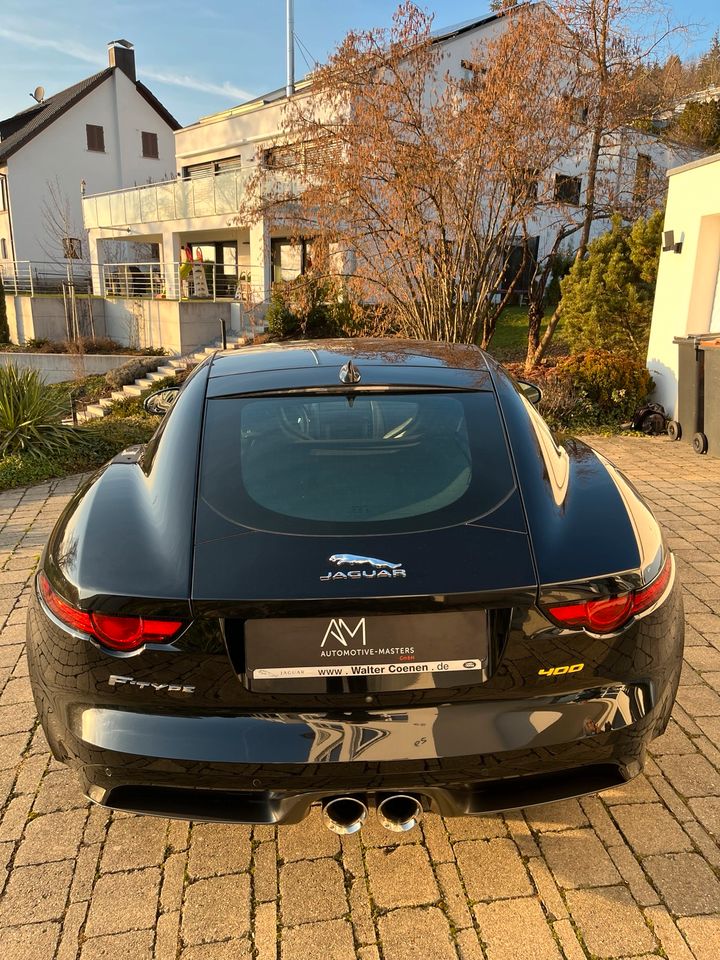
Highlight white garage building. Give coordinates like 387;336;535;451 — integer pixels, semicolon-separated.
647;152;720;417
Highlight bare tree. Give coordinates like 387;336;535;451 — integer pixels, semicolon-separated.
238;2;583;347
39;177;88;269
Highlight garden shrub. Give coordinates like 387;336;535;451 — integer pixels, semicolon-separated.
2;336;166;356
512;349;653;430
105;356;165;390
266;285;301;340
0;416;155;490
265;275;355;341
0;366;185;489
23;338;54;353
533;367;587;427
64;336;124;354
553;350;653;424
0;366;80;458
560;211;663;358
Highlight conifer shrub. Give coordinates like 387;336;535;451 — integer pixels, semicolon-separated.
560;211;663;358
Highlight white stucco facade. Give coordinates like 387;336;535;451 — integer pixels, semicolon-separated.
0;45;177;269
647;153;720;417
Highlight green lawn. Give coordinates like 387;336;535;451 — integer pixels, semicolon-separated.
485;306;570;364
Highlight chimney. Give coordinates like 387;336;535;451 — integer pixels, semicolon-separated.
108;40;136;82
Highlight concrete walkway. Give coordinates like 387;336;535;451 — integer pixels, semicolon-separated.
0;436;719;960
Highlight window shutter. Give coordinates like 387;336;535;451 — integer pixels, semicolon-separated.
86;124;105;152
142;131;159;159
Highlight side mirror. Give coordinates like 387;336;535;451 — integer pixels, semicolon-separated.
517;380;542;406
143;387;180;416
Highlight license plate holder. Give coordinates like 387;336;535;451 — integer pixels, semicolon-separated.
244;611;488;692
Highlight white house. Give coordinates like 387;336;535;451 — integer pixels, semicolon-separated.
0;40;179;285
646;151;720;416
78;10;696;352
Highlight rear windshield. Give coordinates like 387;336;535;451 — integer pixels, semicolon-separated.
198;391;516;535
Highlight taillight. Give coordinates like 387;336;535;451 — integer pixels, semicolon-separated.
89;612;183;651
39;572;93;634
38;573;182;652
544;553;672;634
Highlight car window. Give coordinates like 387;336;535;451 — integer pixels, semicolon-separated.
198;391;517;535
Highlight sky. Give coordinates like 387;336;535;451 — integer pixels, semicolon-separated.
1;0;719;128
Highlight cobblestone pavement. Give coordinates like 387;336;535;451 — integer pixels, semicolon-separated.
1;436;720;959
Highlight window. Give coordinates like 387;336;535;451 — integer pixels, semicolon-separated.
0;238;7;260
198;391;516;536
511;168;540;204
215;156;243;173
263;143;304;170
183;155;242;178
263;140;339;173
0;175;6;212
271;238;310;283
554;174;582;206
633;153;654;205
86;124;105;152
501;237;539;295
184;161;213;179
141;131;159;159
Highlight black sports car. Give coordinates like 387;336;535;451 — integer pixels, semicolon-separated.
27;340;684;833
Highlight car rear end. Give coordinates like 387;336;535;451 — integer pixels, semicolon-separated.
26;343;683;827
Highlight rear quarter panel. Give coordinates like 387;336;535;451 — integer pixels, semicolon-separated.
43;362;211;615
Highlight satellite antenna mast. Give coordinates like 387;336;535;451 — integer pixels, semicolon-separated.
30;86;45;103
286;0;295;98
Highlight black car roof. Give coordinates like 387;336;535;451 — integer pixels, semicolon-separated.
205;339;493;396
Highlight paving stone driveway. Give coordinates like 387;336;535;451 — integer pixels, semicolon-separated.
1;436;720;960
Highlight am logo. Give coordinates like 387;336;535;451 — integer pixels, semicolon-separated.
321;618;367;648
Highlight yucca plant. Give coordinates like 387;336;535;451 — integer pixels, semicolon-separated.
0;365;79;459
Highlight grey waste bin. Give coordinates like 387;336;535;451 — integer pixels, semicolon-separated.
698;340;720;456
668;333;720;452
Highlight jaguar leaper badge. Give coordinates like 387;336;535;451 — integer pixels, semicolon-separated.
320;554;406;582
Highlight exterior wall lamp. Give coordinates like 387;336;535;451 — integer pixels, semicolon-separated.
663;230;683;254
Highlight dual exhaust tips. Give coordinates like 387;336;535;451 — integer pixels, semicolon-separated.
322;793;423;835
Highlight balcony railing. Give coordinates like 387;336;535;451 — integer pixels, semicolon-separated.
102;261;252;303
82;168;252;229
82;166;302;230
0;260;92;296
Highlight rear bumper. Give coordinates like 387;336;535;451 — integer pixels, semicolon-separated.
84;761;635;824
55;680;671;823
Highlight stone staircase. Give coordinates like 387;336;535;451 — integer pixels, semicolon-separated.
75;333;250;423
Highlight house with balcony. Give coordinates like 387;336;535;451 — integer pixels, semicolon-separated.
0;39;179;303
79;10;697;354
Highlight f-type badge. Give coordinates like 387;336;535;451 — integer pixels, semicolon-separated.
320;554;407;582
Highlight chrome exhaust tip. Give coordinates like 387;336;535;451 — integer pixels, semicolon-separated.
377;793;423;832
322;795;368;835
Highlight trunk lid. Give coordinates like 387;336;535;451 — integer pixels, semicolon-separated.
190;386;537;703
192;522;537;701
